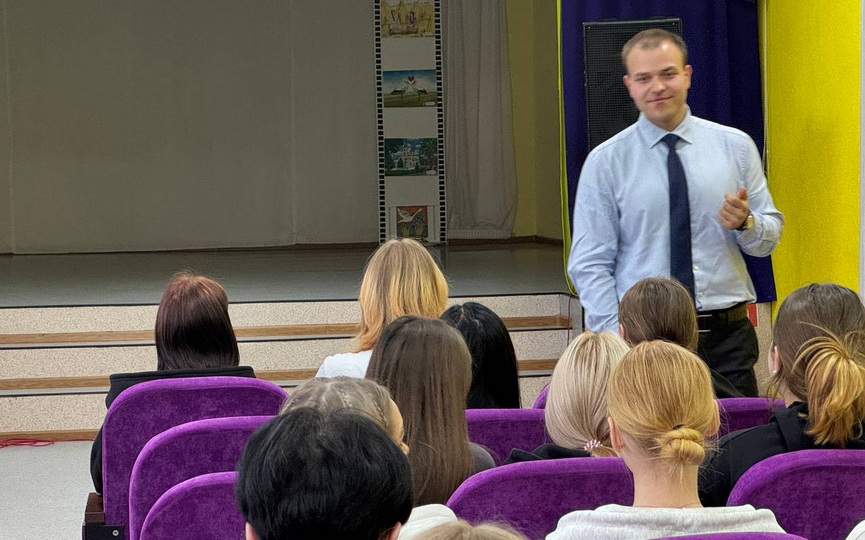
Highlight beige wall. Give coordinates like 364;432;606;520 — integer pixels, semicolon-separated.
507;0;562;240
0;3;11;253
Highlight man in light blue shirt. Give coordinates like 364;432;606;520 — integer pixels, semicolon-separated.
567;29;783;396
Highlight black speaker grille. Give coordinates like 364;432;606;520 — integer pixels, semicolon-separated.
583;19;682;151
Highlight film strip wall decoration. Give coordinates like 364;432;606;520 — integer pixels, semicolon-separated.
375;0;445;244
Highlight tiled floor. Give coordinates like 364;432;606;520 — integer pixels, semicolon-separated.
0;441;93;539
0;243;570;308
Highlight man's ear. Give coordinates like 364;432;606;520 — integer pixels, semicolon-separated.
245;523;259;540
384;523;402;540
608;417;624;452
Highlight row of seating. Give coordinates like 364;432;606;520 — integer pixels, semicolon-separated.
471;397;783;464
135;441;861;540
82;377;808;540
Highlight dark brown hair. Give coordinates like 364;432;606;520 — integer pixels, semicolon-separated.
771;283;865;446
155;272;240;371
366;316;473;505
619;277;698;350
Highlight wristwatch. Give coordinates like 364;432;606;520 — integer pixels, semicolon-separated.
737;212;755;231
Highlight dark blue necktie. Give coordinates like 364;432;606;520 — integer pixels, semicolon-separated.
663;134;695;298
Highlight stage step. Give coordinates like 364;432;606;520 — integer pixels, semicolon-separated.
0;294;580;437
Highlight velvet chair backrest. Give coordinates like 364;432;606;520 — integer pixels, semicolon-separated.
465;408;548;464
716;398;784;438
102;377;286;530
447;457;633;539
727;449;865;540
128;415;271;540
532;385;549;409
651;534;809;539
139;471;243;540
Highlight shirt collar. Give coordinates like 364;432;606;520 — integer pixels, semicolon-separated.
637;107;693;148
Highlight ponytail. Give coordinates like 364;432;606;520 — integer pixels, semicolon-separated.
799;334;865;447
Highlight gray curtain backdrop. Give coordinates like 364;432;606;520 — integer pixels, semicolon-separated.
0;0;514;253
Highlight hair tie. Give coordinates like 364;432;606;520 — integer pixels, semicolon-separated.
584;439;602;451
672;424;684;431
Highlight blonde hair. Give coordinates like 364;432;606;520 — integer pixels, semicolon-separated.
417;521;527;540
618;277;698;350
607;341;719;474
355;239;449;352
545;332;629;456
771;283;865;447
280;377;398;443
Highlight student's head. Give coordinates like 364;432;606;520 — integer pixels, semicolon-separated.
356;239;449;352
236;408;413;540
367;315;473;505
418;521;528;540
280;377;408;454
155;272;240;371
771;283;865;446
607;340;719;478
441;302;521;409
619;277;698;350
621;28;692;132
545;331;629;456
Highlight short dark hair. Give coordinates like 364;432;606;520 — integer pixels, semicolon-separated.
155;272;240;370
236;408;413;540
621;28;688;71
441;302;521;408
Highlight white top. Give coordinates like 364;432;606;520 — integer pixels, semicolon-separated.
847;520;865;540
399;504;458;540
546;504;785;540
315;350;373;378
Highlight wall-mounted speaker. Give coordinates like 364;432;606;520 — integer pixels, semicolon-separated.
583;18;682;151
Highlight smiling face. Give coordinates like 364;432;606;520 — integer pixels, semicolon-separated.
623;40;692;132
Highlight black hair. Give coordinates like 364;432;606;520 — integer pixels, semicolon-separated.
441;302;521;408
236;408;413;540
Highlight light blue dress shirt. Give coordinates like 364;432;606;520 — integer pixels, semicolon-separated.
567;109;784;332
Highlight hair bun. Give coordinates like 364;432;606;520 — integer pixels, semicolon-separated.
656;426;705;466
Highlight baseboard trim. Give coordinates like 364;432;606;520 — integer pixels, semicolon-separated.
0;361;557;393
0;316;569;348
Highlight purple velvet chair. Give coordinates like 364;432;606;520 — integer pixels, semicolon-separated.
466;408;548;464
139;471;243;540
716;397;784;438
128;415;271;540
101;377;286;536
447;457;633;539
651;534;808;539
727;449;865;540
532;385;549;409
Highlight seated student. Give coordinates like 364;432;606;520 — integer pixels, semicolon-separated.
317;238;449;378
618;277;743;398
89;272;253;493
236;408;413;540
418;521;527;540
700;282;865;506
441;302;521;409
506;331;628;463
280;377;459;539
367;316;495;505
547;341;785;540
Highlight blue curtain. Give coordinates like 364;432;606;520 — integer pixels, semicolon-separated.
561;0;776;301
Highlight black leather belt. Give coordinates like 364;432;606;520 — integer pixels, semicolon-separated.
697;303;749;332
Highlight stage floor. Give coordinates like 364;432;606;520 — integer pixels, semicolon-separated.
0;242;570;308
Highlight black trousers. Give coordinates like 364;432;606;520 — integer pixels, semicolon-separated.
697;318;759;397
